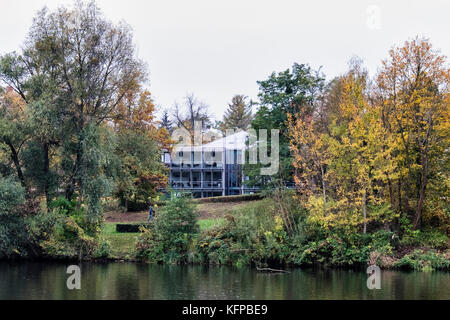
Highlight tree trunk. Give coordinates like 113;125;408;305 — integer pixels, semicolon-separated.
363;191;367;234
66;141;83;201
44;142;51;209
387;175;393;209
320;164;327;211
7;141;26;188
413;157;428;230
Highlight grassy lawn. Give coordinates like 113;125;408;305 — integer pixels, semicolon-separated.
102;218;226;259
101;200;261;259
195;201;257;220
102;223;139;260
198;218;225;231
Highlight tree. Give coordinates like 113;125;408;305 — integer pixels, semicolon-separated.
112;88;169;211
172;94;211;143
0;0;173;259
245;63;324;188
0;88;29;188
376;37;449;230
219;95;253;132
160;109;173;133
0;1;147;221
0;175;28;258
289;59;398;233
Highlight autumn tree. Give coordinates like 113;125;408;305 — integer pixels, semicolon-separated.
112;88;169;211
289;60;399;233
376;37;449;230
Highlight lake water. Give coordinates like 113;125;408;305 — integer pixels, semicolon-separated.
0;261;448;300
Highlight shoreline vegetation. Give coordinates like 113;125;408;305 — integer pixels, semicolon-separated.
114;195;450;272
2;195;448;273
0;2;448;274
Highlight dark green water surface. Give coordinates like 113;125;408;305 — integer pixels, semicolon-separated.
0;261;448;300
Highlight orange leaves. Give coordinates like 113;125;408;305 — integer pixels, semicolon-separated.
0;88;27;122
112;85;173;152
114;88;156;130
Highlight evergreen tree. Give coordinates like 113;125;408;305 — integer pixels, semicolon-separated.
160;109;173;133
220;95;253;132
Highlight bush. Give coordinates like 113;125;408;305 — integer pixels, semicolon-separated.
102;198;121;212
116;223;150;233
399;214;448;249
136;194;199;264
288;235;370;267
33;197;101;260
194;194;263;204
194;197;298;267
395;249;450;271
0;176;27;258
0;176;25;214
39;215;98;259
0;214;28;258
94;239;112;259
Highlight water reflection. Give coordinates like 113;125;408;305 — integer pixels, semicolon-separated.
0;261;448;300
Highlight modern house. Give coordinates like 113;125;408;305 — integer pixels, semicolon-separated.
162;131;258;198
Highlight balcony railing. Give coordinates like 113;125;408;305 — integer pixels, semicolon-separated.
170;181;223;189
169;163;225;169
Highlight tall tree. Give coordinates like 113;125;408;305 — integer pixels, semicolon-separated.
172;94;211;143
376;37;449;230
289;60;399;233
0;88;29;188
219;95;253;132
0;1;147;221
245;63;324;188
112;88;169;211
160;109;173;133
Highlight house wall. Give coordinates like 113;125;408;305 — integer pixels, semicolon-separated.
166;149;244;198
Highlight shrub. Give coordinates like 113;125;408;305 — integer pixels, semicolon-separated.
0;176;25;214
39;215;98;259
94;239;112;259
136;194;199;264
0;176;27;258
0;214;28;258
395;249;450;271
195;197;297;266
32;197;101;260
399;214;448;249
101;198;121;212
116;223;150;233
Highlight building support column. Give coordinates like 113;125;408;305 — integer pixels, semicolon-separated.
222;151;226;196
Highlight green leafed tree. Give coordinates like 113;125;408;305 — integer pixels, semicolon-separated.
0;1;147;222
245;63;325;189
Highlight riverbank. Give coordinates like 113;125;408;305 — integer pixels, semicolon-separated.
100;198;450;272
101;224;450;271
2;195;448;272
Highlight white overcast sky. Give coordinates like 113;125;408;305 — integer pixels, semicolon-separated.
0;0;449;120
